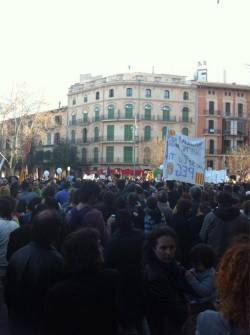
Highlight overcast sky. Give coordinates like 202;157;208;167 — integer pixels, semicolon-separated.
0;0;249;109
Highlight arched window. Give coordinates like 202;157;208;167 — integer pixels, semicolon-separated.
93;147;99;163
182;127;189;136
94;127;99;142
71;114;76;125
126;88;133;97
71;130;76;144
82;128;88;143
144;147;151;164
162;127;167;140
162;105;171;121
144;104;152;120
95;106;100;121
82;148;87;163
83;111;88;123
108;105;115;119
145;89;151;98
144;126;151;141
125;104;133;119
209;139;215;154
164;90;170;99
182;107;189;122
183;91;189;100
47;133;51;145
54;133;60;145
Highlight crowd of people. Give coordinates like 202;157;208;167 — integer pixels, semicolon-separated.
0;175;249;335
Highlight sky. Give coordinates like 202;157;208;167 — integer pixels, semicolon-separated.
0;0;250;109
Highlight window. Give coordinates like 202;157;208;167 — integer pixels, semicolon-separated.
106;146;114;163
124;147;133;163
83;128;87;143
144;126;151;141
95;106;100;121
162;106;170;121
225;102;231;116
207;160;214;169
44;151;52;161
124;125;133;141
183;91;189;100
208;90;211;95
144;104;152;120
212;91;215;95
238;103;243;117
145;89;151;98
82;148;87;163
228;92;231;96
47;133;51;145
84;96;88;103
72;99;76;105
54;115;62;125
71;130;76;144
209;101;214;115
208;120;214;133
209;139;215;154
108;105;115;119
71;114;76;125
54;133;60;145
182;107;189;122
182;128;189;136
107;125;114;141
162;127;167;140
94;127;99;142
126;88;133;97
109;89;114;98
93;148;99;163
164;90;170;99
96;91;100;100
125;104;133;119
83;112;88;123
143;147;151;164
241;93;244;97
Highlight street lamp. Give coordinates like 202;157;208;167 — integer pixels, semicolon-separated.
133;115;138;179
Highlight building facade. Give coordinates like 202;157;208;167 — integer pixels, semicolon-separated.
66;72;196;172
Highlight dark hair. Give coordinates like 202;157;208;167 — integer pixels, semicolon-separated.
31;209;62;247
116;209;133;232
176;198;192;216
189;243;216;268
42;185;56;198
0;197;13;219
157;190;168;203
116;179;126;192
243;200;250;216
217;192;233;207
144;227;177;264
43;196;60;210
27;197;41;211
16;199;27;213
63;228;102;274
79;181;100;203
189;186;202;201
146;196;157;209
128;192;139;206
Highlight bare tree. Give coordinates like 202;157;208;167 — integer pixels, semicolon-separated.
140;138;166;168
0;85;48;175
226;145;250;180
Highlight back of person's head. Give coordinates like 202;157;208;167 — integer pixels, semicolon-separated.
63;227;103;274
243;200;250;216
223;184;232;194
157;190;168;203
79;181;100;204
0;197;13;219
43;196;60;210
127;192;139;206
21;180;29;191
103;190;115;206
176;198;192;216
189;185;202;201
146;196;158;210
116;179;126;192
27;197;41;212
217;243;249;329
31;209;62;247
217;192;233;208
42;185;56;198
116;196;127;210
167;181;175;191
198;201;212;216
116;209;133;232
189;243;216;269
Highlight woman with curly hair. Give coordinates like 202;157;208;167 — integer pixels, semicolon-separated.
196;242;250;334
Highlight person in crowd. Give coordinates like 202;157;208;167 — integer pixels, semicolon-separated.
32;180;42;198
171;198;192;266
196;242;249;335
157;190;173;226
45;227;119;335
67;181;110;243
167;181;180;210
5;209;64;335
104;209;145;334
200;192;249;260
144;196;165;235
95;190;117;222
18;181;38;205
189;186;202;217
242;200;250;220
55;180;70;206
127;192;145;230
143;227;188;335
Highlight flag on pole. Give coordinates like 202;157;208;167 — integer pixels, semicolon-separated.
0;152;6;171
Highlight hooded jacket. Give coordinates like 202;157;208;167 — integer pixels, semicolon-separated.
200;207;249;258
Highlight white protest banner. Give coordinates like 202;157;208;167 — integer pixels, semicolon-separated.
205;170;226;184
163;133;205;185
0;152;7;171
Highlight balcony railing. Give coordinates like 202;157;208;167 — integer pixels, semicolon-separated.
223;129;247;136
205;149;221;155
69;119;90;126
156;115;176;122
179;117;193;123
203;128;221;135
203;110;221;116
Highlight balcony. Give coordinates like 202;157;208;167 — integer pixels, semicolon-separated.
223;129;247;136
69;119;90;126
76;136;138;145
179;117;193;123
156;115;177;122
203;128;221;135
205;149;221;155
203;110;221;116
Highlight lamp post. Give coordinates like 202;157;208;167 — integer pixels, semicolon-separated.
133;115;138;179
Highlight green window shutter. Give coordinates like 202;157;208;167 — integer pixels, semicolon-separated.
144;126;151;141
94;127;99;142
95;108;100;121
107;125;114;141
83;113;88;123
182;128;189;136
162;127;167;139
145;105;151;120
124;125;133;141
124;147;133;163
125;104;133;119
108;105;115;119
182;108;189;122
106;146;114;163
94;148;99;163
162;106;170;121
